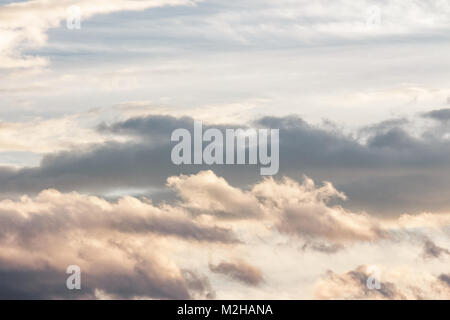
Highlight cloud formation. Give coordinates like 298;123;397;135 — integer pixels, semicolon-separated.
0;185;240;299
0;0;198;68
0;169;449;298
209;260;264;286
4;112;450;215
422;238;450;260
2;0;450;301
314;265;450;300
422;108;450;122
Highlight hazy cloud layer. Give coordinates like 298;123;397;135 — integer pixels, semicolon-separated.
0;0;198;68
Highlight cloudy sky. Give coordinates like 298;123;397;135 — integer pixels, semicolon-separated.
1;0;450;299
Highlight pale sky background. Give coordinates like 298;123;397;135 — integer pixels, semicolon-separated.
2;0;450;163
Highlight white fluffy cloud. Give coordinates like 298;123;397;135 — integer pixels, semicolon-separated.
169;171;384;244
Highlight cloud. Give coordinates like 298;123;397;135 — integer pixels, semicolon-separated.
209;260;264;286
167;171;389;245
0;244;208;299
165;171;448;247
251;175;384;244
0;170;449;298
439;274;450;287
300;241;343;254
0;115;130;154
5;111;450;215
0;188;238;243
3;0;450;71
422;238;450;260
167;171;262;219
256;114;450;215
314;265;450;300
0;0;198;69
422;108;450;122
396;212;450;230
3;0;450;301
0;186;241;299
182;270;216;299
118;0;450;47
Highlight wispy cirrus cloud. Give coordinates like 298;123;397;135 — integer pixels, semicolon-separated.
0;0;199;69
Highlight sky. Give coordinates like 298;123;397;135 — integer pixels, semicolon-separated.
0;0;450;299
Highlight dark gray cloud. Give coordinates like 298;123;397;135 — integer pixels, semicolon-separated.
0;264;212;300
209;260;264;286
439;274;450;287
359;118;409;136
0;116;247;199
182;270;216;299
2;112;450;215
256;115;450;215
346;269;403;300
0;267;91;300
315;266;408;300
300;241;343;254
422;108;450;122
316;265;450;299
422;239;450;260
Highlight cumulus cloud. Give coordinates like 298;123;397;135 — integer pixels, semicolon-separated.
0;169;449;298
166;170;388;245
209;260;264;286
0;186;240;299
166;171;449;247
251;175;384;244
167;171;262;219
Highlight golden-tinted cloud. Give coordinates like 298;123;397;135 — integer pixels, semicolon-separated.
0;170;449;299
